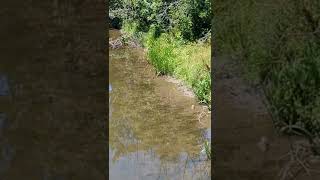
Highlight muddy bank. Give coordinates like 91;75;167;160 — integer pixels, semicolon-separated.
213;56;320;179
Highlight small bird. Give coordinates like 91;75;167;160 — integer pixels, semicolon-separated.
257;136;269;152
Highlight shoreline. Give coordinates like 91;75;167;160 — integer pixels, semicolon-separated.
109;28;211;110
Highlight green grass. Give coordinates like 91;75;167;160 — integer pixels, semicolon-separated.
201;140;212;160
215;0;320;146
144;29;211;107
146;34;179;75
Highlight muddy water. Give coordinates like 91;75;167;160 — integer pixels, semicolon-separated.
109;30;211;180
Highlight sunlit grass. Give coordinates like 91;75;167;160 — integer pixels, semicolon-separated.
174;43;211;106
145;32;211;107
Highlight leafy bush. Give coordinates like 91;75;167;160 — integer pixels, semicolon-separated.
109;0;212;107
110;0;211;42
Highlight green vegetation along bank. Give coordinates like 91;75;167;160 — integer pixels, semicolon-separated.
110;0;212;107
215;0;320;148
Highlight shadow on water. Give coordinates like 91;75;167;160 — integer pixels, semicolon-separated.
109;30;211;180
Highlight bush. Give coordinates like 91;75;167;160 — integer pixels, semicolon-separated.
110;0;211;42
109;0;212;107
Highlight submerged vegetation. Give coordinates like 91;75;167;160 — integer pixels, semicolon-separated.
110;0;212;107
215;0;320;149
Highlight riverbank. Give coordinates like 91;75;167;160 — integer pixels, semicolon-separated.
111;26;211;109
213;55;320;180
215;0;320;148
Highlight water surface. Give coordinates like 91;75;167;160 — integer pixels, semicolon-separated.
109;29;211;180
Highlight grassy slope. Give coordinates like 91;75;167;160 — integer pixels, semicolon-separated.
121;23;211;107
144;31;211;107
215;0;320;141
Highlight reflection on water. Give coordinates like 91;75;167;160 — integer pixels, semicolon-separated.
109;30;211;180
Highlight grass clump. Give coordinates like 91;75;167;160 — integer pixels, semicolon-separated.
145;28;211;106
201;140;212;160
265;49;320;138
215;0;320;143
146;33;179;75
174;43;211;105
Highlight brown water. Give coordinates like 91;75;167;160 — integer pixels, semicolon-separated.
109;30;211;180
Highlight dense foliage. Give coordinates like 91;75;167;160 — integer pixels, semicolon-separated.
110;0;211;41
215;0;320;141
109;0;212;107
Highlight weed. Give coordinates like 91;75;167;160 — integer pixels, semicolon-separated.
201;140;212;160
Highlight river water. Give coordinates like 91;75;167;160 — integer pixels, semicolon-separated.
109;29;211;180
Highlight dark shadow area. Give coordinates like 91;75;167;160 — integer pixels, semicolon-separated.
213;0;320;179
0;1;107;179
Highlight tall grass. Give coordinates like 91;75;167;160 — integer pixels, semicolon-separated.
146;33;179;75
201;140;212;160
144;28;211;106
215;0;320;143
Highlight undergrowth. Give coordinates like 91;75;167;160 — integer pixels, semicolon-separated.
215;0;320;146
